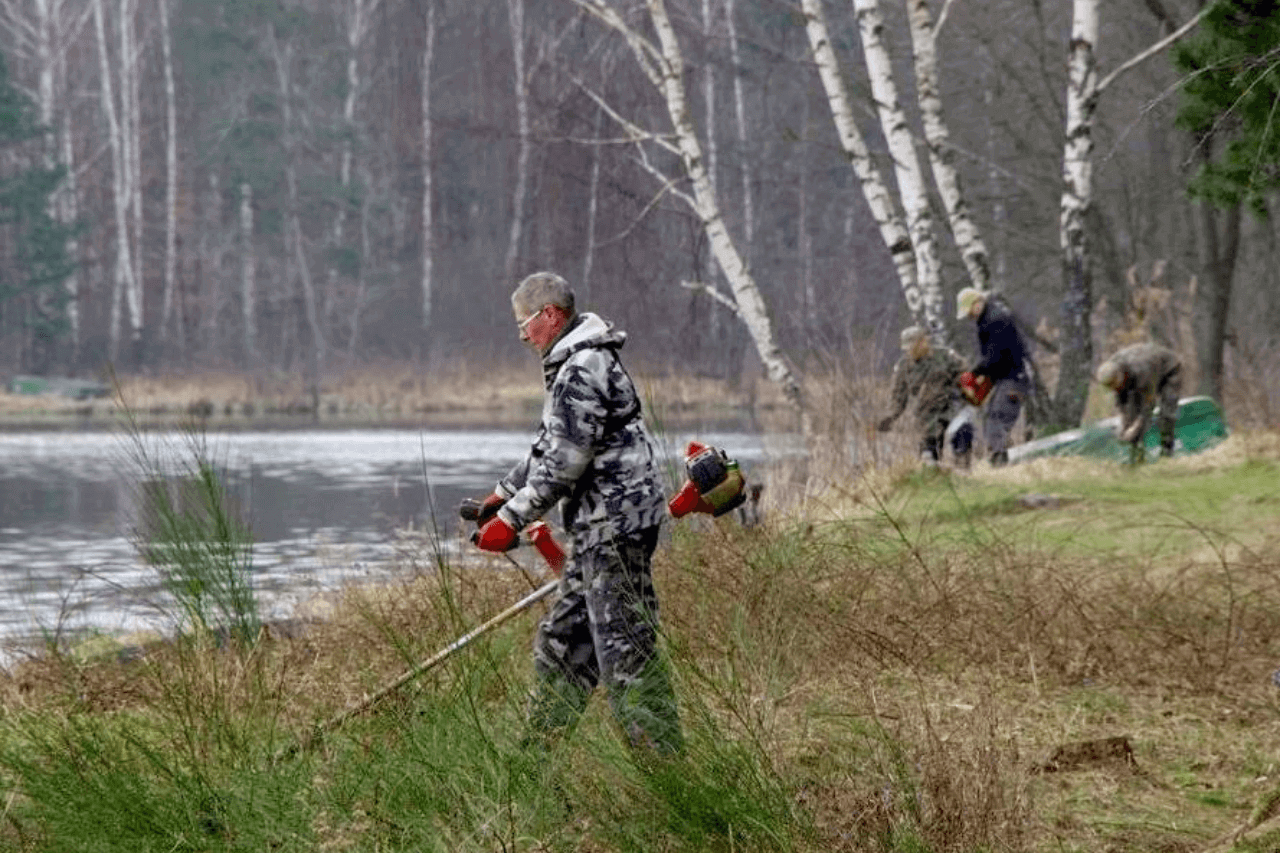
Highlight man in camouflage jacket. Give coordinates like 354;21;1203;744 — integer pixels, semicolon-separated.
877;326;974;466
471;271;682;756
1096;342;1184;459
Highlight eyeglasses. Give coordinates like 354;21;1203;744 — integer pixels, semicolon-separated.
516;305;544;333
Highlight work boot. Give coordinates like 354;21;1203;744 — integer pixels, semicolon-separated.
954;451;971;471
989;450;1008;467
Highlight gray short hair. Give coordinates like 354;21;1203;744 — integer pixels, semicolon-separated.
512;271;575;318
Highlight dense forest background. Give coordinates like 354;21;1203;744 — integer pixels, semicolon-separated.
0;0;1275;423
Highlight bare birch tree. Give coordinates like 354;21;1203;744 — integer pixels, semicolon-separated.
93;0;141;361
905;0;991;294
853;0;946;337
268;22;324;384
331;0;380;338
568;0;804;413
504;0;530;281
724;0;752;256
421;0;436;335
1053;0;1098;425
158;0;179;348
580;101;602;299
239;180;255;363
698;0;718;310
120;0;142;355
800;0;922;321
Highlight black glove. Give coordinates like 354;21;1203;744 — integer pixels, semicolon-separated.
876;417;894;433
459;493;506;525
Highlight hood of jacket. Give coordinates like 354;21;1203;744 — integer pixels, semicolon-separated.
542;312;626;382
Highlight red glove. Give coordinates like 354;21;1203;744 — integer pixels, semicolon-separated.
526;521;566;575
472;516;518;552
476;492;506;524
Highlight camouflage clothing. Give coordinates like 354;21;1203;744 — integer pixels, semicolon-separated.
1099;342;1183;453
881;346;973;462
496;312;667;549
527;526;682;754
497;311;680;754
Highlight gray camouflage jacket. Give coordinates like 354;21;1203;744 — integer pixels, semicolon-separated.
495;312;667;550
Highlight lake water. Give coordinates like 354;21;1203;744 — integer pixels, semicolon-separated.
0;426;781;658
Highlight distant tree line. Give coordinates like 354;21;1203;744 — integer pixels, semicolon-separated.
0;0;1274;423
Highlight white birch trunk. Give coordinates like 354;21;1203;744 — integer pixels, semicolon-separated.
239;181;256;361
725;0;753;251
60;102;79;356
270;25;325;374
799;96;815;335
853;0;944;336
980;44;1007;289
331;0;380;331
1054;0;1100;424
159;0;179;345
645;0;803;411
93;0;138;361
699;0;718;301
34;0;54;157
799;0;921;317
200;171;221;354
905;0;991;294
421;0;436;332
570;0;803;411
504;0;530;281
580;104;602;299
119;0;142;347
348;165;373;363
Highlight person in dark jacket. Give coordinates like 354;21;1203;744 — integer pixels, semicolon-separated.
957;287;1030;466
1096;342;1184;462
470;271;682;757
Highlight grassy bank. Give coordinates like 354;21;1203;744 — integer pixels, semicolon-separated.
0;429;1278;851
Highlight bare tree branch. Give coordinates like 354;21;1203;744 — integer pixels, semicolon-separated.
564;0;663;87
570;73;681;156
1097;7;1206;95
681;279;739;313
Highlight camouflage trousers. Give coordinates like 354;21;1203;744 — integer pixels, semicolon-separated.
1119;363;1183;452
525;525;683;755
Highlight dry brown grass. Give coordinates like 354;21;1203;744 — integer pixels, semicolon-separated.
1;401;1278;850
650;429;1280;852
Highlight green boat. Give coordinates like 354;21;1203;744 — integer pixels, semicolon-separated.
1007;396;1229;464
8;375;111;400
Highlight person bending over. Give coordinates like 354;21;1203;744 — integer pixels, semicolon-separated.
1096;342;1183;463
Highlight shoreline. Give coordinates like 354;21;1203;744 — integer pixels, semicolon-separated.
0;365;796;432
0;402;783;433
